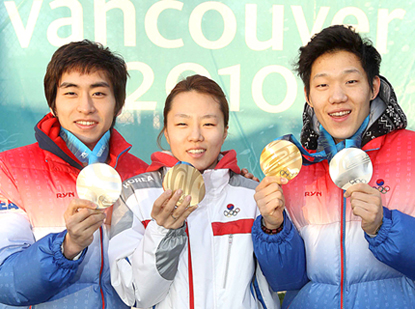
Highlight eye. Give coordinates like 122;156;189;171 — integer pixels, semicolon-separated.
204;123;216;127
93;91;107;97
316;83;328;88
346;80;358;84
64;91;76;96
176;122;187;127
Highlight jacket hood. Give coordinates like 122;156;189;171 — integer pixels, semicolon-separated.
300;75;407;150
147;150;241;174
34;113;132;169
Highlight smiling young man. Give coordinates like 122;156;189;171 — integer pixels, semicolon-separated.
0;40;148;308
251;25;415;308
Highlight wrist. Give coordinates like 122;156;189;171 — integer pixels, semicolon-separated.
261;218;284;234
63;235;83;260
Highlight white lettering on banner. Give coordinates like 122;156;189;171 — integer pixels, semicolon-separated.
47;0;83;46
332;7;369;33
125;62;296;113
94;0;136;46
165;63;211;95
291;5;330;46
4;0;43;48
145;0;184;48
4;1;406;53
218;65;241;112
376;9;406;54
252;65;297;113
125;62;156;111
189;1;236;49
245;4;284;51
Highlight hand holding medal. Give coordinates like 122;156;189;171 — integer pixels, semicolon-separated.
151;162;204;229
256;140;303;230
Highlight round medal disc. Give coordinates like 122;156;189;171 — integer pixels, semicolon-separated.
76;163;122;209
329;148;373;190
260;140;302;180
162;163;206;207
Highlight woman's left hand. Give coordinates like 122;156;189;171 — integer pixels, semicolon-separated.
151;189;197;229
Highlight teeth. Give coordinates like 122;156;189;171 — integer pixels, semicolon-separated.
77;121;95;125
188;149;205;154
329;111;350;117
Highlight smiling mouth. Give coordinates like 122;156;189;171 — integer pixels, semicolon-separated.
329;111;351;117
76;121;97;125
187;149;205;154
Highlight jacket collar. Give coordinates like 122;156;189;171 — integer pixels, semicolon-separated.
34;113;132;169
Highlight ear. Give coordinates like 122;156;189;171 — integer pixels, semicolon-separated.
116;108;122;117
50;107;56;117
164;129;170;146
222;126;228;142
371;76;381;100
304;87;313;107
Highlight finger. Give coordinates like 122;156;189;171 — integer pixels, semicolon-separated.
344;183;377;198
67;211;106;233
66;198;98;216
171;195;192;219
159;189;183;219
152;190;173;215
241;168;248;176
255;182;283;201
256;176;288;192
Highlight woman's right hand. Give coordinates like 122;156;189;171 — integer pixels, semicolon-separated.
254;176;288;229
151;189;197;229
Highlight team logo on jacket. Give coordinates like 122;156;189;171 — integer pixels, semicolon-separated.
373;179;390;194
224;204;240;217
0;200;19;211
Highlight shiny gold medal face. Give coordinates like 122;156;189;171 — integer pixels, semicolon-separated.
162;164;206;207
76;163;122;209
260;140;302;180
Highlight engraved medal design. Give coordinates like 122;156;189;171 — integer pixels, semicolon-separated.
162;163;206;207
260;140;302;180
329;148;373;190
76;163;122;209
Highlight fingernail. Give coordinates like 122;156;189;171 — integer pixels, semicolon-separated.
165;190;172;196
176;189;183;195
185;195;191;202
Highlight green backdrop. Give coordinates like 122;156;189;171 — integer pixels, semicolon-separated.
1;0;414;178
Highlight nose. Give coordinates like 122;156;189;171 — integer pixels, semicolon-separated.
187;125;204;142
328;83;347;104
76;93;96;114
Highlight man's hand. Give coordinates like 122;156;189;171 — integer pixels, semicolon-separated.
344;183;383;235
254;176;288;229
241;168;259;182
63;198;106;260
151;189;197;230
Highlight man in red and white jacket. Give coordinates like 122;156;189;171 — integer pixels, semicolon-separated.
0;40;148;309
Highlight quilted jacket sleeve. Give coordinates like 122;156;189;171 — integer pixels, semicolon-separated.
366;207;415;280
0;159;85;306
251;211;309;292
108;195;187;308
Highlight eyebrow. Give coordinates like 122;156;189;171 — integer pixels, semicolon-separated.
313;68;362;80
59;81;111;89
174;114;219;119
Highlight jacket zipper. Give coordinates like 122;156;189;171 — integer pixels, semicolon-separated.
99;227;106;308
340;192;346;309
223;234;234;289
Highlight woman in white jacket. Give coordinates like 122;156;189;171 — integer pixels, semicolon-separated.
108;75;279;309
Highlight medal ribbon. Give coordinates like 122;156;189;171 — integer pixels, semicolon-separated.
280;115;370;165
60;128;110;165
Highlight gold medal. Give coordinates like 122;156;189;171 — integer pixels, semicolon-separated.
329;148;373;190
260;140;302;180
76;163;122;209
162;163;206;207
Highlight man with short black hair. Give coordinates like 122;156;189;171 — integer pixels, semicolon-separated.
0;40;148;308
252;25;415;308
